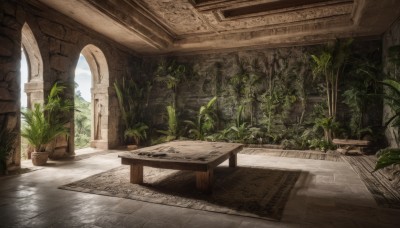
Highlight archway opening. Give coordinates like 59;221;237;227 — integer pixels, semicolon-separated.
20;22;44;164
74;54;92;150
73;44;110;153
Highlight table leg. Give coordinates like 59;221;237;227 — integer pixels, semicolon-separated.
196;170;213;193
130;165;143;184
229;153;237;168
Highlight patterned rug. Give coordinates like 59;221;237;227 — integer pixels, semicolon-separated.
60;165;301;220
240;148;343;162
343;155;400;209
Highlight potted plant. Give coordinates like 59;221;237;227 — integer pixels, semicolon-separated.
21;83;73;165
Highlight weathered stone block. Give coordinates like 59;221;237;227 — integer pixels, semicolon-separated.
55;135;68;147
0;1;16;16
15;6;26;25
0;87;13;100
0;35;14;57
38;19;65;40
0;101;18;113
61;42;76;57
5;71;16;82
50;54;70;72
65;29;80;43
6;114;18;130
0;82;8;88
49;38;61;54
1;15;20;30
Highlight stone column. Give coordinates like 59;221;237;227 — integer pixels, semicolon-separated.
0;1;25;171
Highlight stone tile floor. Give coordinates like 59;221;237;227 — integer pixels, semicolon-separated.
1;149;400;228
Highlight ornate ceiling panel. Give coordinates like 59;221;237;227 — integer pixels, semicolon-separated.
36;0;400;54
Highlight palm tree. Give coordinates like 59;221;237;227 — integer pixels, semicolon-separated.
21;104;68;152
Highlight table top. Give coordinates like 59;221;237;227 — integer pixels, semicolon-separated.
118;140;243;171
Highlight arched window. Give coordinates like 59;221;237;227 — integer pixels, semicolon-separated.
75;45;109;150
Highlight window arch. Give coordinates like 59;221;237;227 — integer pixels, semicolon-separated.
77;44;110;149
21;22;44;107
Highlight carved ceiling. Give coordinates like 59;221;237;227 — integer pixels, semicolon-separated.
36;0;400;55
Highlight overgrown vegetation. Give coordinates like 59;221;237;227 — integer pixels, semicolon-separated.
22;83;73;152
74;90;91;149
115;40;383;152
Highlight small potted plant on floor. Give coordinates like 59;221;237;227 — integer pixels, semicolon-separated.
21;83;73;166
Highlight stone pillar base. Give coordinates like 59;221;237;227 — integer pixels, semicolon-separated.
90;140;108;150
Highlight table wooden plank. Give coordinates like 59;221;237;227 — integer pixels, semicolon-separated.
119;140;244;193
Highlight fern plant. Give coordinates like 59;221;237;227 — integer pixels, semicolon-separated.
21;103;68;152
21;83;73;153
124;122;148;146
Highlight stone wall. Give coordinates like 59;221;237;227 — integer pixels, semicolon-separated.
144;40;382;143
383;17;400;148
0;0;138;171
0;1;24;171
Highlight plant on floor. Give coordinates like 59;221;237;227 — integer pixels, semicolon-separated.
374;148;400;171
114;77;149;145
229;105;251;142
22;103;69;153
0;125;16;174
158;105;178;142
125;122;149;146
21;83;73;154
311;39;353;140
185;96;218;140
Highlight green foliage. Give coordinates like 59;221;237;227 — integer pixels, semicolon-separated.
114;77;151;145
260;53;297;138
381;79;400;128
154;60;186;107
158;105;178;142
21;83;73;152
125;122;149;146
0;126;16;174
185;96;218;140
374;148;400;171
228;105;251;141
311;39;353;141
308;138;336;152
21;104;68;152
314;117;339;142
74;91;91;149
114;77;143;130
388;45;400;66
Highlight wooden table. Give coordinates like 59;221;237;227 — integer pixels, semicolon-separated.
118;140;243;193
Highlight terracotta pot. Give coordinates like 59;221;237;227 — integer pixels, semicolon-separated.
31;151;49;166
